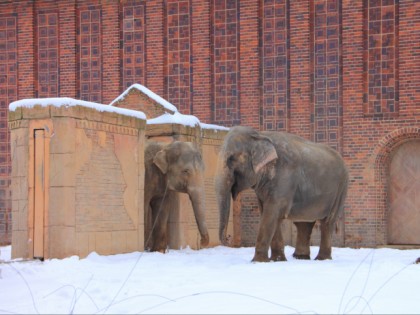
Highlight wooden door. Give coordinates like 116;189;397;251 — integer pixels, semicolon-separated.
388;140;420;245
34;129;45;259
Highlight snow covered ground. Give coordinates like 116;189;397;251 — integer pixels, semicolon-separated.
1;245;419;314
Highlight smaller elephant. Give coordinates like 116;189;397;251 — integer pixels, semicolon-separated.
144;141;209;252
217;126;348;262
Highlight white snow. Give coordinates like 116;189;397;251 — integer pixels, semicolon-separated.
8;97;147;120
1;245;419;314
147;111;230;131
147;111;201;127
8;95;229;131
200;122;230;131
109;83;178;113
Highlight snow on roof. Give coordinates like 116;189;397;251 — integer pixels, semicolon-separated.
9;97;147;120
109;83;178;113
147;112;200;127
200;122;230;131
147;112;230;131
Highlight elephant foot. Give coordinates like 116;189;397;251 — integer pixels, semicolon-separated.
151;245;168;253
315;254;332;260
270;254;287;262
270;250;286;262
200;234;210;248
293;253;311;260
251;253;270;263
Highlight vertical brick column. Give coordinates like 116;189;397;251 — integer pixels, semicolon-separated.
121;1;146;89
165;0;192;114
261;0;290;132
36;4;59;97
211;0;240;126
239;0;259;129
399;0;420;113
289;0;310;139
364;0;398;117
146;1;164;98
77;2;102;102
0;7;19;245
102;2;120;104
191;0;211;122
18;0;36;97
342;0;367;247
58;1;77;98
311;0;342;152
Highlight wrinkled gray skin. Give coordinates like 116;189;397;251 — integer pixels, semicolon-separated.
217;126;348;262
144;141;209;252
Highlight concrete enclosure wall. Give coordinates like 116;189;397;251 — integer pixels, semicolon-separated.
9;97;232;259
9;103;146;259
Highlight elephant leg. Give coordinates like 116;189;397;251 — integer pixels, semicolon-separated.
315;218;333;260
293;222;315;260
144;204;153;251
270;218;286;261
150;195;171;253
252;200;287;263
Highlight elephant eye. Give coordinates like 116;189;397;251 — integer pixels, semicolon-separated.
183;169;190;175
227;155;235;168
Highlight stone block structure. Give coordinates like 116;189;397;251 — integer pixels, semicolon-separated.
9;85;231;259
9;99;147;259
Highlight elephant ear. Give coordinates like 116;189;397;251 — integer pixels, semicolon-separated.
251;135;278;174
153;149;168;174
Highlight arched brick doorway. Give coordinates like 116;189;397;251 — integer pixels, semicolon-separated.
388;140;420;245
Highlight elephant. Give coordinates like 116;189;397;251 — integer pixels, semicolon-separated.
216;126;348;262
144;141;209;252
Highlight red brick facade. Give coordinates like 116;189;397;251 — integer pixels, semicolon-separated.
1;0;419;247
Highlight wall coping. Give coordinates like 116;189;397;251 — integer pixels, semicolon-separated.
9;97;147;120
110;83;178;113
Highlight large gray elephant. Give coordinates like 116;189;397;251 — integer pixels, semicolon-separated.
144;141;209;252
217;126;348;262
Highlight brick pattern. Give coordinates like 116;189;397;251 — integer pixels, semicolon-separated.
312;0;342;152
37;11;59;97
0;15;15;245
76;129;135;232
364;0;398;116
237;0;259;129
166;0;191;113
58;1;77;98
212;0;240;126
239;190;259;247
79;7;102;102
122;1;146;90
145;1;164;98
261;0;289;131
190;0;211;122
1;0;420;248
289;1;311;139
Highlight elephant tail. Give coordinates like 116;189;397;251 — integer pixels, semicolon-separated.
326;171;348;227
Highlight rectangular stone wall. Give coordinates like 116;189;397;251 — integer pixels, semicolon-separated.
9;103;146;259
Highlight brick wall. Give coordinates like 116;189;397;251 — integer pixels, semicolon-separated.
1;0;419;248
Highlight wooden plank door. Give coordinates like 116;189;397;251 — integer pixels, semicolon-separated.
34;129;45;259
389;140;420;245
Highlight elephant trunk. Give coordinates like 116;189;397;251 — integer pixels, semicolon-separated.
188;185;209;248
216;166;233;246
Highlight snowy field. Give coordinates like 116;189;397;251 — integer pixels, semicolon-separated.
1;245;419;314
